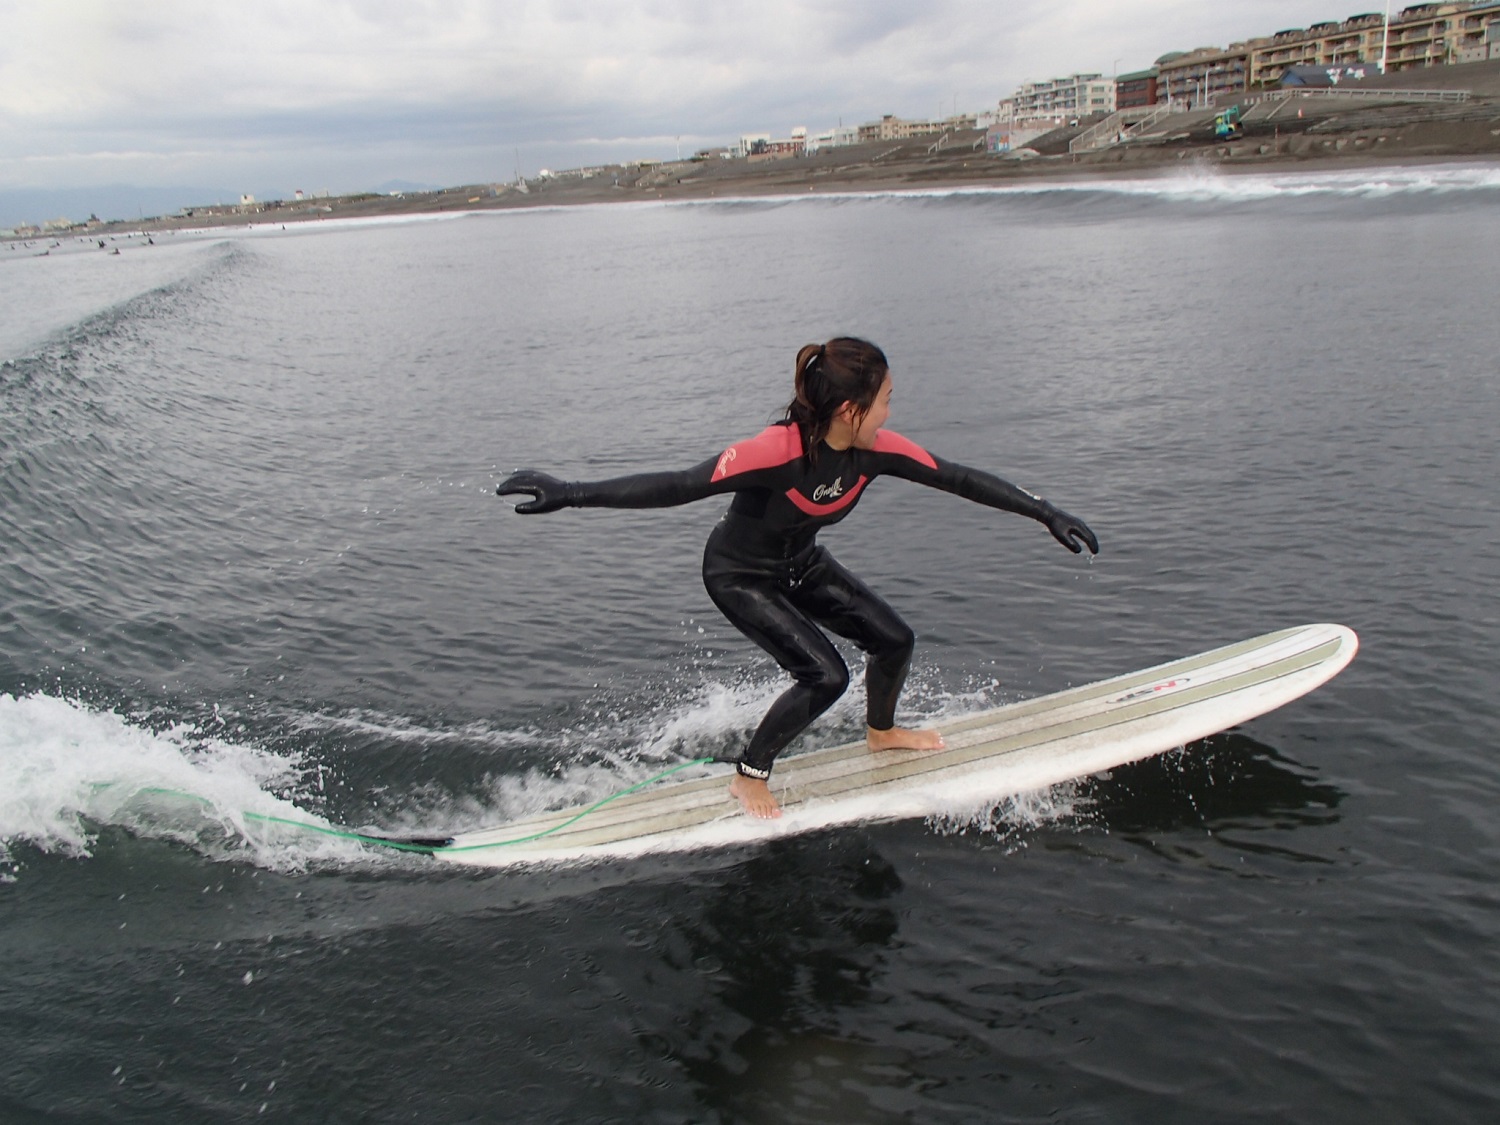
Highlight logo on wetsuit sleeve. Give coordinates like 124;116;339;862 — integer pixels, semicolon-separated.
715;448;737;478
811;477;845;502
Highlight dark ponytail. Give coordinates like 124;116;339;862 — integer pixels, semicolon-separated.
784;337;889;460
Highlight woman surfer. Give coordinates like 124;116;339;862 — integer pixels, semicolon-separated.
497;338;1098;819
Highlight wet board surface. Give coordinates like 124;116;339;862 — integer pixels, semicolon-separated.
430;623;1358;867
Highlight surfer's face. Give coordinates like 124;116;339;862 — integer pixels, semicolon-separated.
850;372;893;449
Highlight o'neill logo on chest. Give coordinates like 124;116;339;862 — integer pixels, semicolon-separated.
812;477;845;502
788;473;869;515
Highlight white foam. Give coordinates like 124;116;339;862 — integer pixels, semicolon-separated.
568;161;1500;214
1050;162;1500;203
0;671;1046;875
286;707;550;751
925;779;1090;850
365;675;794;838
0;693;360;873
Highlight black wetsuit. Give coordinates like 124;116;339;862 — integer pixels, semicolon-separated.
504;421;1095;778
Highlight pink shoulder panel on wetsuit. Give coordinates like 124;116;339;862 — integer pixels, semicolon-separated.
873;429;938;470
710;423;804;482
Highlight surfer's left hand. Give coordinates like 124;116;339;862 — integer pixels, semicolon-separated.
1043;506;1098;555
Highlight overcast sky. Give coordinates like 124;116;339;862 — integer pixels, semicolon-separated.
2;1;1362;223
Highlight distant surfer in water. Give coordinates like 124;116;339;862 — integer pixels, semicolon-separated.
498;338;1098;819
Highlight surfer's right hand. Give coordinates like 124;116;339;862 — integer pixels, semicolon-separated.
497;470;572;513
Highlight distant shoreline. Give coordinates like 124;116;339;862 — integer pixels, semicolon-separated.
9;111;1500;244
126;150;1500;236
9;55;1500;241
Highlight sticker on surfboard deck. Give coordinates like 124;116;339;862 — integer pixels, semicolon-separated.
419;623;1357;868
1110;677;1192;704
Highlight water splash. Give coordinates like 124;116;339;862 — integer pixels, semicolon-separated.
0;679;798;872
0;662;1016;875
0;692;359;874
351;674;794;839
926;779;1091;852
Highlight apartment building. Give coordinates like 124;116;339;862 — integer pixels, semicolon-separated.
1250;13;1386;85
998;74;1117;122
855;114;979;142
1384;1;1500;69
1115;68;1160;108
1466;16;1500;58
1156;45;1258;107
1249;4;1500;82
1147;2;1500;106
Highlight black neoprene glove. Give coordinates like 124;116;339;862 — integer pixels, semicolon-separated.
497;470;573;513
1041;504;1099;555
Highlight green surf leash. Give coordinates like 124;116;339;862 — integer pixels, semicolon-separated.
92;756;716;856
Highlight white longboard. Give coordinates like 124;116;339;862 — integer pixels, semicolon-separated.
428;623;1357;867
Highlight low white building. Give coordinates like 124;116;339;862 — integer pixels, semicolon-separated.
736;133;771;158
806;125;860;152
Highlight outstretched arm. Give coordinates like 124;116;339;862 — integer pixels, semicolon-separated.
934;457;1099;555
498;423;807;515
873;433;1099;555
496;457;725;513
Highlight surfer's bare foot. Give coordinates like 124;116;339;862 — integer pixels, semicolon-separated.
729;775;782;819
867;725;945;752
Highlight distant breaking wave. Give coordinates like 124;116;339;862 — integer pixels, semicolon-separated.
0;238;251;366
149;161;1500;238
667;161;1500;217
37;163;1500;251
850;161;1500;203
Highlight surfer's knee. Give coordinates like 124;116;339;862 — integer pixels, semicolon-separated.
802;649;851;708
865;616;914;672
884;619;915;664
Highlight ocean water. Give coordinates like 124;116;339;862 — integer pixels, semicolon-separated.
3;163;1499;1122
